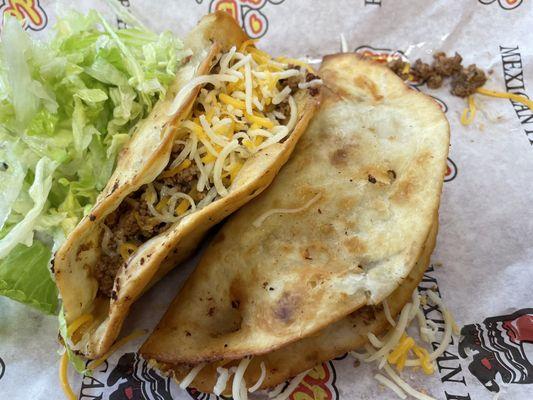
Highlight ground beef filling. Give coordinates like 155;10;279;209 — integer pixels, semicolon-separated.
385;51;487;97
95;155;206;298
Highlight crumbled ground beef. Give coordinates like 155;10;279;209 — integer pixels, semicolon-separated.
384;51;487;97
160;164;199;194
280;75;301;93
95;254;121;298
451;64;487;97
433;52;462;77
95;159;206;298
387;59;411;81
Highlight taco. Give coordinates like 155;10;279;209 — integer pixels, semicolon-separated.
54;12;319;359
140;53;449;391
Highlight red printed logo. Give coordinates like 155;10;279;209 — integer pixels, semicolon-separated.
479;0;523;10
459;309;533;393
289;361;339;400
445;158;457;182
0;0;47;31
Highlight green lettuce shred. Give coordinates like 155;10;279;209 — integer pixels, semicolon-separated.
0;7;189;314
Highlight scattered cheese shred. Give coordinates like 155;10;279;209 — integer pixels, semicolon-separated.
87;330;145;371
66;314;93;338
477;87;533;111
248;361;267;393
233;357;252;400
213;366;232;396
270;370;310;400
340;33;348;53
351;289;457;400
383;299;396;327
59;352;77;400
179;363;206;389
253;193;321;227
460;95;476;126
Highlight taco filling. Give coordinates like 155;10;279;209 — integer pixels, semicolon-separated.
95;42;320;297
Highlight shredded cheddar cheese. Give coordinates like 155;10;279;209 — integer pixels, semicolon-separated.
460;86;533;126
142;44;315;227
460;95;477;126
350;290;456;400
477;87;533;110
87;330;145;371
66;314;93;338
59;352;76;400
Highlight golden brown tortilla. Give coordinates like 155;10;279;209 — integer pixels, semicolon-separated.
140;53;449;372
172;217;438;393
54;12;318;359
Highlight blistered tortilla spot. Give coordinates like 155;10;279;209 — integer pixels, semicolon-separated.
330;148;349;167
273;292;301;323
302;248;312;260
353;76;383;102
89;214;96;222
391;179;415;203
319;223;335;236
343;236;367;254
337;196;357;212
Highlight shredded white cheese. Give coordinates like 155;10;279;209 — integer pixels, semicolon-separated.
350;289;457;400
340;33;348;53
270;370;310;400
248;361;266;393
179;363;206;389
213;367;232;397
267;382;286;398
298;79;323;90
383;299;396;327
168;74;239;116
253;193;321;227
233;357;252;400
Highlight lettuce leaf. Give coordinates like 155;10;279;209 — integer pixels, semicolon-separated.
0;241;58;314
0;6;189;314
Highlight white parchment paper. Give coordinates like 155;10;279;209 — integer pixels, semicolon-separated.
1;1;532;399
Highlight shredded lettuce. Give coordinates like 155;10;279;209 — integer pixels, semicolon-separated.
0;241;57;314
0;7;189;314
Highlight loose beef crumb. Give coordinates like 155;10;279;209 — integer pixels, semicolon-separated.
411;59;435;82
382;51;487;98
451;64;487;97
387;59;411;81
433;52;462;77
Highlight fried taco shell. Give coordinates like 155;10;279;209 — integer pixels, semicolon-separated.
170;217;438;393
54;12;319;359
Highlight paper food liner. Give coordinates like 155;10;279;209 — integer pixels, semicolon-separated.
1;1;532;399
